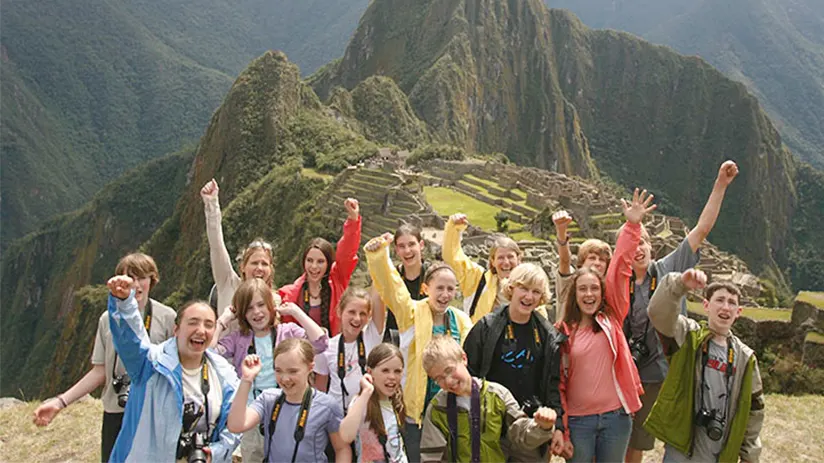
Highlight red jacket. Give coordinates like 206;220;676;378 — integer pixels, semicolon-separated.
556;221;644;439
278;216;361;336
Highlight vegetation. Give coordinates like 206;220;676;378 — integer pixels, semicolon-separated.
797;291;824;309
406;144;466;165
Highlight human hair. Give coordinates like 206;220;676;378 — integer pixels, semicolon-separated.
422;261;456;284
422;335;464;374
488;236;522;273
705;281;741;304
232;278;278;335
576;239;612;266
116;253;160;289
239;238;275;287
502;263;552;305
273;338;315;383
561;267;610;333
394;223;424;244
365;343;406;437
303;238;335;331
175;300;216;325
336;287;372;315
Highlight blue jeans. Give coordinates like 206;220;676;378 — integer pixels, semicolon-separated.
567;408;632;462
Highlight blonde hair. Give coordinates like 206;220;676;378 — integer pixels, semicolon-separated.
337;287;373;315
502;263;552;305
489;236;522;273
422;335;464;373
239;238;275;287
576;239;612;265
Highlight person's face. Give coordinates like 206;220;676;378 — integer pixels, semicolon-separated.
575;273;603;317
340;298;370;340
175;304;216;358
394;234;424;268
509;284;543;319
492;248;520;278
368;356;404;398
632;238;652;271
424;270;458;315
304;248;328;283
581;252;609;276
242;249;272;282
124;273;152;309
704;289;742;335
244;292;272;332
428;356;471;395
275;349;312;393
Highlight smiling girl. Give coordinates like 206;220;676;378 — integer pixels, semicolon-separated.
212;278;329;462
339;343;408;463
365;233;473;462
228;339;351;463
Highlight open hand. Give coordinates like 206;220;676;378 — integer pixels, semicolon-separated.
682;268;708;290
359;373;375;395
33;399;63;427
200;179;219;202
344;198;360;220
716;160;739;187
532;407;557;430
107;275;133;299
449;213;468;226
241;354;262;381
621;188;657;224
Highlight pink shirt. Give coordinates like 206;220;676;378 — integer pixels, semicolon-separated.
565;325;623;416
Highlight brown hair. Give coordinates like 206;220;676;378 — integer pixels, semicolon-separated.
394;223;424;244
116;253;160;289
232;279;278;335
705;281;741;304
422;261;456;284
302;238;335;331
561;267;612;333
239;238;275;287
489;236;522;273
365;343;407;437
576;239;612;267
175;300;216;325
273;338;316;383
336;287;372;315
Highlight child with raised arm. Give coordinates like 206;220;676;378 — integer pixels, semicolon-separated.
645;269;764;463
211;278;328;462
228;338;352;463
279;198;362;336
365;233;473;462
419;335;557;462
339;343;409;463
443;214;522;322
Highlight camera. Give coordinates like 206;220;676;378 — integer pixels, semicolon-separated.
628;337;650;365
522;396;542;418
111;374;131;408
695;409;724;441
177;402;208;462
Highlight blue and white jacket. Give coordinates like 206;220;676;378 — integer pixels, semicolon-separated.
108;292;241;463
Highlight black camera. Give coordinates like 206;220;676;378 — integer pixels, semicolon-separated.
112;374;131;408
177;402;208;462
695;409;724;441
522;396;542;418
628;337;650;365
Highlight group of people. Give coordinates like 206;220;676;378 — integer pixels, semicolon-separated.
33;160;764;463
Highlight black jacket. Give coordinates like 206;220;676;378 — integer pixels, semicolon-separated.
463;305;567;431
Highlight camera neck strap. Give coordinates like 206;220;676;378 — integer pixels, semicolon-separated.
112;300;153;380
264;386;313;463
699;337;735;421
337;332;366;414
200;357;211;439
447;378;481;463
377;399;407;463
628;269;656;341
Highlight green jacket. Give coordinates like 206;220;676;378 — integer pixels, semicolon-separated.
644;273;764;463
419;379;553;462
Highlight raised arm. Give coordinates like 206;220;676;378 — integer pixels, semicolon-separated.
648;270;705;346
338;375;374;443
552;211;574;275
606;189;653;321
368;286;387;335
442;214;484;298
227;355;264;433
330;198;362;287
365;234;416;331
106;276;155;385
687;161;738;253
277;303;329;353
201;179;240;306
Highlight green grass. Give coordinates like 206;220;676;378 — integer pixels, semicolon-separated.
511;188;528;200
424;186;539;240
301;167;333;180
797;291;824;309
465;174;500;189
460;179;540;213
687;301;792;321
806;332;824;344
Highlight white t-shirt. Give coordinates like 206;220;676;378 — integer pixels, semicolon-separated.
180;359;223;438
314;320;383;412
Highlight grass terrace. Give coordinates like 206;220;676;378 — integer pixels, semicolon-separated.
797;291;824;309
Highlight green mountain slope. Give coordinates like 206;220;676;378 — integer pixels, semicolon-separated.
547;0;824;169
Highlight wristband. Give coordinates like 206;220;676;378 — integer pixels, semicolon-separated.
56;395;68;409
556;237;569;246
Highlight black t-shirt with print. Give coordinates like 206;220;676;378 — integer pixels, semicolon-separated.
486;320;543;406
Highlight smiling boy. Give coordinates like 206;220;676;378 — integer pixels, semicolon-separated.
645;269;764;463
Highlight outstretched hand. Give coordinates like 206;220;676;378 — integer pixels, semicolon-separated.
681;268;708;291
107;275;133;299
621;188;657;224
344;198;360;220
716;160;739;187
200;179;219;202
33;399;63;427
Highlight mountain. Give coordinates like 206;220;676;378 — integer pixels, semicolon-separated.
546;0;824;169
0;0;369;246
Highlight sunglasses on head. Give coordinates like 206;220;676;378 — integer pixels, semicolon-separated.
247;241;273;251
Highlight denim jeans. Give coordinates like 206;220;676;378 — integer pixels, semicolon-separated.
567;408;633;462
